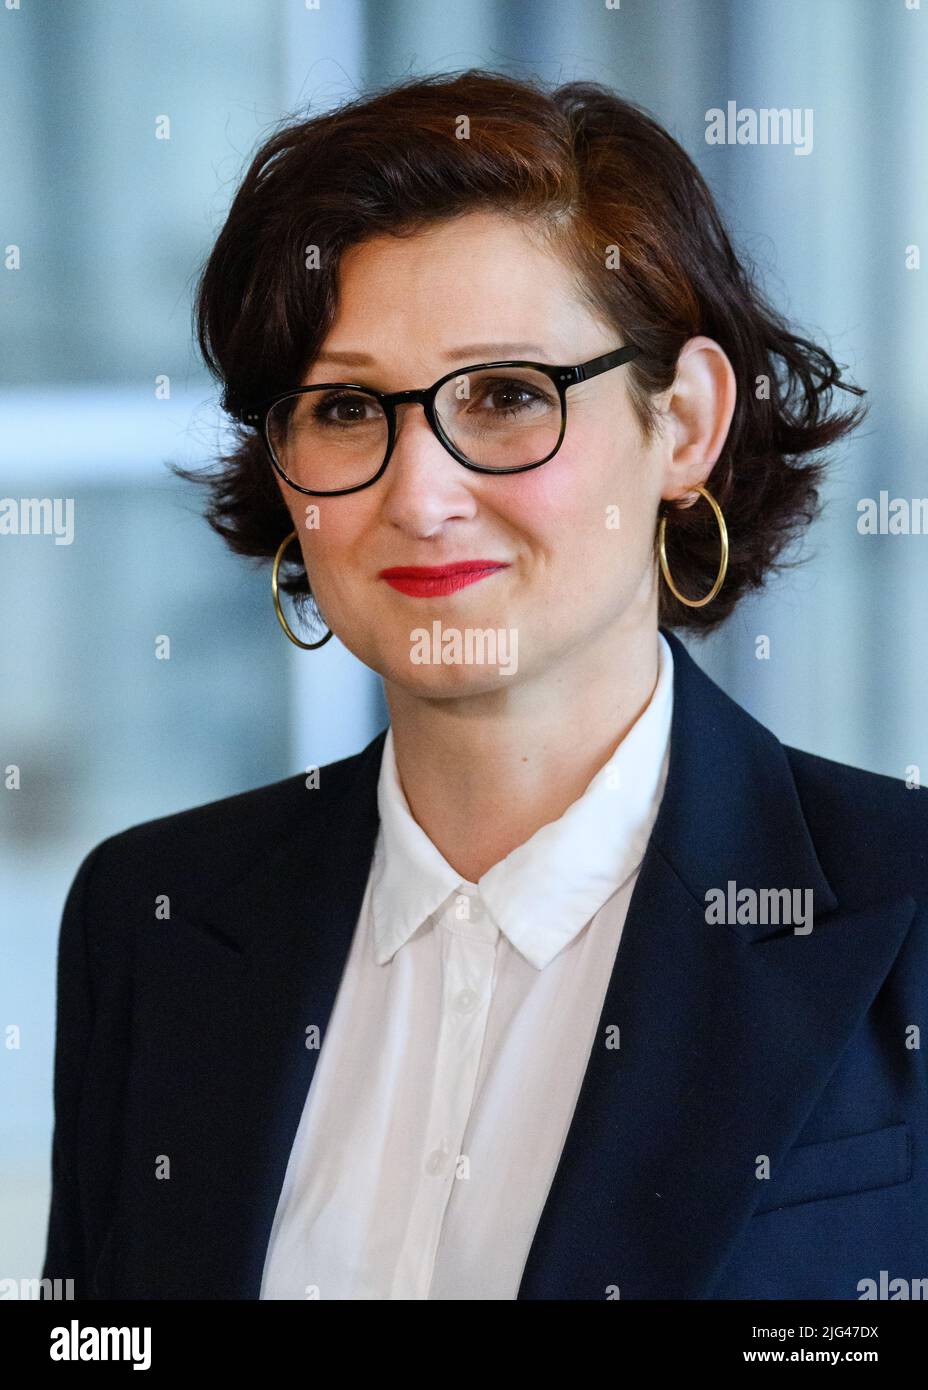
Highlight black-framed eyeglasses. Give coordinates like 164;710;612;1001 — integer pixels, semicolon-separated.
238;343;643;497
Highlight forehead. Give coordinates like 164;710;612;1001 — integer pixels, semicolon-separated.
327;211;592;353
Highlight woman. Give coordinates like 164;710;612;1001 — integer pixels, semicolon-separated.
43;69;927;1301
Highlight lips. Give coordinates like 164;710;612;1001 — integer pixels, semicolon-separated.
379;561;510;597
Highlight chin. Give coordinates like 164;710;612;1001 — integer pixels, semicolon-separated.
385;654;521;698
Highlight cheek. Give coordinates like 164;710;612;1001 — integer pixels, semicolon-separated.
298;505;367;600
504;430;648;551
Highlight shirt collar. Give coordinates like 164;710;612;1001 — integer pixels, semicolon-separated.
370;630;674;970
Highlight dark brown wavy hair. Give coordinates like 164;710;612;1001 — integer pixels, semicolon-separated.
175;68;867;635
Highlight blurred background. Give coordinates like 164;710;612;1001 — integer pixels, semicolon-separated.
1;0;925;1280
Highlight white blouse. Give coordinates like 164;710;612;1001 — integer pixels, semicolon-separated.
260;631;674;1300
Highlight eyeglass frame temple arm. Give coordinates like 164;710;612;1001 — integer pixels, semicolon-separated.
568;343;643;386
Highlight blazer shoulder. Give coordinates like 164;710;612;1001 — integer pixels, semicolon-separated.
82;729;386;895
783;742;928;904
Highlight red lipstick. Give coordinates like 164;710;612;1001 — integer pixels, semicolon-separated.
379;561;510;597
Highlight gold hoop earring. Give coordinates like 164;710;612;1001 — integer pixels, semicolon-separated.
658;484;729;609
271;530;333;650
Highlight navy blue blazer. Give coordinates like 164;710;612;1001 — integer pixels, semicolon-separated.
42;626;928;1299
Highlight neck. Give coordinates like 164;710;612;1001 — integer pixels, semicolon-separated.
383;609;662;884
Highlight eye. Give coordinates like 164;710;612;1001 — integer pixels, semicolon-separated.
311;390;382;426
473;377;553;416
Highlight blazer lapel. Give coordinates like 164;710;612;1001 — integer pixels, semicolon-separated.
516;628;917;1298
216;740;386;1299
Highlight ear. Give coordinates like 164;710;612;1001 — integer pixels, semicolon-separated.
657;336;737;504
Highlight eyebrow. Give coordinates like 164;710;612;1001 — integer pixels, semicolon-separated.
313;342;551;366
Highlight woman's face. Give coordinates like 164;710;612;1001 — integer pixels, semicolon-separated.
273;210;702;698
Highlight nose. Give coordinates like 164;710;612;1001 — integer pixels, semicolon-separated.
378;400;478;530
